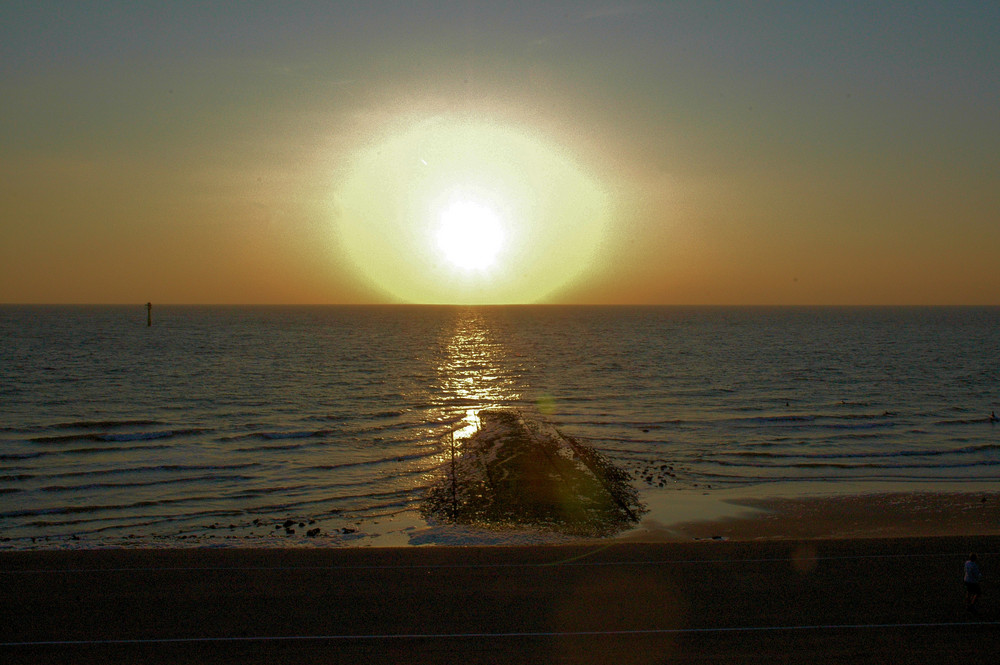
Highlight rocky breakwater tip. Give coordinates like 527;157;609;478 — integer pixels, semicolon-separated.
423;409;645;536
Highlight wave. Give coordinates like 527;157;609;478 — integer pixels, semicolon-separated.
0;474;34;481
349;497;424;517
746;415;818;424
38;490;430;532
305;451;439;472
723;443;1000;461
732;417;896;431
836;432;884;441
220;429;335;443
219;422;450;445
1;443;175;460
934;418;998;426
233;442;311;452
228;484;313;498
23;509;253;532
39;474;258;493
228;429;451;452
64;444;173;455
51;419;164;430
237;483;372;499
30;428;208;444
710;459;1000;470
566;419;687;428
823;422;895;430
317;486;423;505
0;451;47;461
303;413;352;423
0;494;223;520
689;469;999;484
194;486;424;517
43;462;262;479
102;428;207;441
571;413;902;432
369;409;408;419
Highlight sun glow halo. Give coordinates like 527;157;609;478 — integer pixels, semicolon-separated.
436;201;505;271
334;117;609;304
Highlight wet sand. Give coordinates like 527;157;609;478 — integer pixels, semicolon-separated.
3;533;999;664
622;490;1000;542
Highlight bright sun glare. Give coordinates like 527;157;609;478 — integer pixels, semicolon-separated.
436;201;505;271
334;117;610;304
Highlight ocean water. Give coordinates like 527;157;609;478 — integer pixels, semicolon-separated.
1;305;998;548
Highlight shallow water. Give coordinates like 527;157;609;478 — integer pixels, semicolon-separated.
1;305;998;548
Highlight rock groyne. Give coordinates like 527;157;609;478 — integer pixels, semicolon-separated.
423;410;645;536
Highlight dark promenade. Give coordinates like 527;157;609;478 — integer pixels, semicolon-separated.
2;537;998;664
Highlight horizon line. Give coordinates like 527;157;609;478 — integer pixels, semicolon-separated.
3;303;999;308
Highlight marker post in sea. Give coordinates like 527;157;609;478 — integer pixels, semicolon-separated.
146;302;152;327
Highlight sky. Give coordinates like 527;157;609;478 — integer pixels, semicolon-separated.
2;1;998;305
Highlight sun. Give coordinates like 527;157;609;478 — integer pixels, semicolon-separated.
436;201;505;271
333;116;610;304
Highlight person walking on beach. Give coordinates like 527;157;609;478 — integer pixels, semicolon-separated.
965;553;982;613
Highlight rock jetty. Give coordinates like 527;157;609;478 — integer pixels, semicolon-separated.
423;409;645;536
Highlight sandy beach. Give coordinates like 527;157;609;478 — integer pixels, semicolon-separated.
3;492;999;664
623;488;1000;543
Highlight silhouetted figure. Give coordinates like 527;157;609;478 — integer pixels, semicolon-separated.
990;411;998;423
146;302;152;327
965;553;982;613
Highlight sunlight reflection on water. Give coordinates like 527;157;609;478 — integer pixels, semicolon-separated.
436;309;524;443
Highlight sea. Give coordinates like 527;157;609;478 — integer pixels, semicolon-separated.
1;305;998;549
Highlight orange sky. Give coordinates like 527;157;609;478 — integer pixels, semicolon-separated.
2;2;998;305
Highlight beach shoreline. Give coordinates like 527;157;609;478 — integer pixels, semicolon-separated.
4;487;999;551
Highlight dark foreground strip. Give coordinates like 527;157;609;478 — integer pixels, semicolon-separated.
3;549;998;575
4;621;999;647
